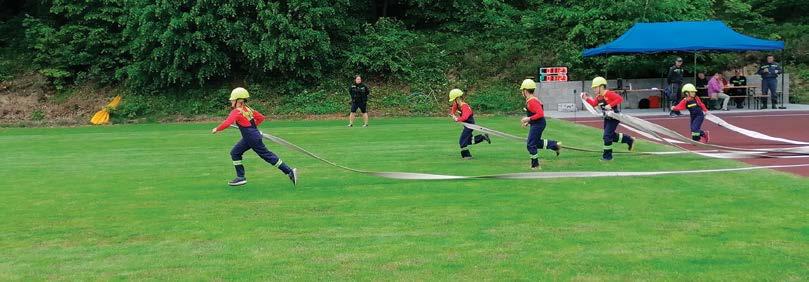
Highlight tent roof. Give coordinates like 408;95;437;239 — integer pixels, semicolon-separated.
582;21;784;57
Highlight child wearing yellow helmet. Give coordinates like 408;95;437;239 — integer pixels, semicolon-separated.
671;83;711;143
581;77;635;161
519;79;561;170
212;87;298;186
449;89;490;159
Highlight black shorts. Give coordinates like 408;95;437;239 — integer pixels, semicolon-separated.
351;101;367;113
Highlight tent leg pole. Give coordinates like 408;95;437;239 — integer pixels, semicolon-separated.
693;52;697;81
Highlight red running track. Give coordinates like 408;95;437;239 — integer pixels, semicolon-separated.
565;111;809;177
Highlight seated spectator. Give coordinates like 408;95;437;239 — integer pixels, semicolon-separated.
695;72;709;98
720;75;729;87
708;72;730;111
729;69;747;109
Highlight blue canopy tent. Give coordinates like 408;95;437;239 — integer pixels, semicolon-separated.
581;20;786;108
583;20;784;57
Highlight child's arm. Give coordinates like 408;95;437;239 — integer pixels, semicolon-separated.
253;110;266;126
457;104;473;122
213;110;240;133
671;99;687;111
582;93;598;106
526;99;544;120
696;98;708;112
605;92;623;108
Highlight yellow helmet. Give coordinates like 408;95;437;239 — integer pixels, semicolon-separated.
448;89;464;102
520;79;536;90
591;77;608;88
229;87;250;101
681;83;697;93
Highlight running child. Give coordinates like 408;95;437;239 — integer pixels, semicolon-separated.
581;77;635;161
212;87;298;186
671;83;711;143
449;88;490;159
519;79;561;170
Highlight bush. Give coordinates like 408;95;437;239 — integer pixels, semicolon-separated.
23;2;127;88
343;18;419;80
277;89;344;115
790;64;809;104
30;109;45;121
38;68;71;90
471;84;523;114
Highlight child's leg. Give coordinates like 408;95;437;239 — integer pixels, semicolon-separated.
602;119;620;159
473;134;487;144
459;127;473;158
691;115;705;141
526;124;541;168
531;120;559;152
608;121;633;149
230;139;251;177
248;138;293;175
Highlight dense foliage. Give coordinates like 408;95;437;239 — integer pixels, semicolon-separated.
1;0;808;115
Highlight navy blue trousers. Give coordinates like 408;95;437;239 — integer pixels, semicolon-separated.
230;126;292;177
603;118;632;147
761;78;778;105
459;117;486;157
526;118;558;162
690;114;705;141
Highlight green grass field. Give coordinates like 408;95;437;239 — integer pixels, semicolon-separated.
1;117;808;280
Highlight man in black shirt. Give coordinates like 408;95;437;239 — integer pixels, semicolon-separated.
667;57;685;116
695;72;709;98
348;75;370;127
729;69;747;109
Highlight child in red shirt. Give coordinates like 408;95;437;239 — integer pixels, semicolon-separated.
212;87;297;186
449;89;490;159
518;79;561;170
581;77;635;161
671;84;711;142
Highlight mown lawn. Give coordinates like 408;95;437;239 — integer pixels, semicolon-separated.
1;117;807;280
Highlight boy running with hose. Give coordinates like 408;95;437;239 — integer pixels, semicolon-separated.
581;77;635;161
212;87;298;186
519;79;561;170
449;88;491;159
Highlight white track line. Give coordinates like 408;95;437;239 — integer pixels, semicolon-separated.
574;113;809;124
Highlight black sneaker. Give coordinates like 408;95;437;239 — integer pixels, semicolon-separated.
553;142;562;156
627;137;635;152
483;134;491;144
228;177;247;186
288;168;298;186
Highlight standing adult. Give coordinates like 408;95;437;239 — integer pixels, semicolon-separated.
667;57;685;116
756;55;782;109
348;75;370;127
729;69;747;109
